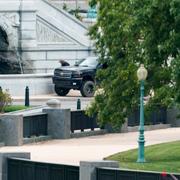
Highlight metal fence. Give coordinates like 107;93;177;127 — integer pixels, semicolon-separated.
71;110;99;133
8;158;79;180
128;107;167;126
23;113;48;138
97;168;180;180
71;108;167;133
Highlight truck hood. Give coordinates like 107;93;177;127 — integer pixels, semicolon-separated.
55;65;96;72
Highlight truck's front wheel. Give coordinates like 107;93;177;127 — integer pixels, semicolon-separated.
54;86;70;96
80;81;95;97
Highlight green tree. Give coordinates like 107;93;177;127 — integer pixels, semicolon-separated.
0;89;12;112
87;0;180;129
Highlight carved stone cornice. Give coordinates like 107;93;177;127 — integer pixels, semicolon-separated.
37;19;75;44
0;13;19;49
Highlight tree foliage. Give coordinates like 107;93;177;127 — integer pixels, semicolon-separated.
87;0;180;129
0;89;12;112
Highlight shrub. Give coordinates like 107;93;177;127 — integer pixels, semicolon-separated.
0;89;12;112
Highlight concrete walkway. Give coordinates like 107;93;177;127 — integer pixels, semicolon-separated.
12;90;93;109
0;128;180;165
12;90;86;101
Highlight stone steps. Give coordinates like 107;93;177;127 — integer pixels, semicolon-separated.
49;0;88;10
48;0;96;27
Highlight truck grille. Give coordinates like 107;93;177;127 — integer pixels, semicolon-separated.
53;77;72;86
59;81;72;86
54;69;72;78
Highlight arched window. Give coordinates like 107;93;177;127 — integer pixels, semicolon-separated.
0;27;20;74
0;27;9;51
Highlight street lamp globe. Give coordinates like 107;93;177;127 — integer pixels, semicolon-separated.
137;64;148;81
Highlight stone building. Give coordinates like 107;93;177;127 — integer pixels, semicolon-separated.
0;0;93;73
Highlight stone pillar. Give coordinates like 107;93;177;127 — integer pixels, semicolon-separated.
0;152;30;180
0;115;23;146
0;120;3;143
43;108;71;139
121;118;128;133
104;118;128;133
80;161;119;180
167;107;180;127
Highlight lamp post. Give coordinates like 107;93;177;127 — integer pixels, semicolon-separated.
137;64;148;163
87;5;97;19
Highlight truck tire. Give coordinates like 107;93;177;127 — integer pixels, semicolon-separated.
54;85;70;96
80;81;95;97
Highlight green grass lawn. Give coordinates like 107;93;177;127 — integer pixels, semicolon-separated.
4;105;30;113
105;141;180;173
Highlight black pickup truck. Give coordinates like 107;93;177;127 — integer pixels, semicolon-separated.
52;57;99;97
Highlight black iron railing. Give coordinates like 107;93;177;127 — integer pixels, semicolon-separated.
128;107;167;126
71;111;99;133
97;168;180;180
8;158;79;180
23;113;48;138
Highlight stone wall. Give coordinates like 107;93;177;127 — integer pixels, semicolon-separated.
0;74;54;96
23;48;93;73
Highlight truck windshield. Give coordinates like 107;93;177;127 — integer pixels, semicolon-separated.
78;57;98;67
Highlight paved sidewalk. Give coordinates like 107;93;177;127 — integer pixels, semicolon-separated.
12;90;89;101
0;128;180;165
12;90;93;109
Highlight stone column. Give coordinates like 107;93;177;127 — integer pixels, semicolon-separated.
0;115;23;146
0;152;30;180
43;108;71;139
167;107;180;127
0;120;3;143
80;161;119;180
121;118;128;133
104;118;128;133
